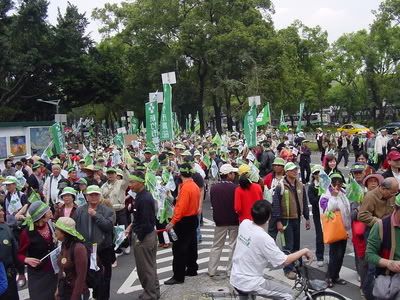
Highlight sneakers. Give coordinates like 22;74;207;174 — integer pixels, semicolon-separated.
112;261;118;268
317;260;324;267
123;247;131;255
285;271;297;280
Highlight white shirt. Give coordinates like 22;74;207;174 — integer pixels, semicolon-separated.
43;174;64;204
230;219;287;291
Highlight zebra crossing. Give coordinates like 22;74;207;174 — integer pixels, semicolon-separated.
18;216;363;300
117;217;231;295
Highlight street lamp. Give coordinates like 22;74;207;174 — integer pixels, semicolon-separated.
36;98;61;114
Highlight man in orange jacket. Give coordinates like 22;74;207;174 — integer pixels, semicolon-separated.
165;163;200;285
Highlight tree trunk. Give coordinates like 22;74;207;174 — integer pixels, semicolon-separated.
197;59;208;134
212;94;222;134
225;91;233;131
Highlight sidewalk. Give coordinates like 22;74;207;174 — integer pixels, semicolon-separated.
159;273;236;300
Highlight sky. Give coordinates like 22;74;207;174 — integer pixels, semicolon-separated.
47;0;382;43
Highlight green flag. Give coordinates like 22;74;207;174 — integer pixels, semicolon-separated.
346;177;364;203
244;105;257;148
40;142;54;162
28;189;41;203
146;156;160;172
279;110;288;132
113;133;124;148
49;123;65;154
173;112;181;136
84;153;93;166
160;84;174;141
256;102;271;126
212;132;223;147
203;154;211;168
145;100;159;152
194;111;200;134
129;116;139;135
296;102;305;133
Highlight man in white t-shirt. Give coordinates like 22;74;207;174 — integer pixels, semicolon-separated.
230;200;313;299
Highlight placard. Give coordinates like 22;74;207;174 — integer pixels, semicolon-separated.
161;72;177;84
117;127;127;134
248;96;261;106
149;92;164;103
30;127;51;155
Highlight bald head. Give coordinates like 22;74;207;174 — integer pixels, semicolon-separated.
380;177;399;200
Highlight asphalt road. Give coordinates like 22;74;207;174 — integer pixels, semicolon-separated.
19;152;362;300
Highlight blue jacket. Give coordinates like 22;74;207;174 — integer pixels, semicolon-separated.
0;262;7;296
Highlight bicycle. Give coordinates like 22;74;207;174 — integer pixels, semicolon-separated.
233;261;346;300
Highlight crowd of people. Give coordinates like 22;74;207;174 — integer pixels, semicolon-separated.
0;124;399;300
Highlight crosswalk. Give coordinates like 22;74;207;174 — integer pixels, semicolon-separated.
117;217;231;295
18;217;363;300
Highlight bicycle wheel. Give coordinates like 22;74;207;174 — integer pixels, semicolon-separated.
310;290;347;300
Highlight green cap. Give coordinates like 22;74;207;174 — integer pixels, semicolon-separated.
311;164;323;174
55;217;84;241
86;185;102;194
128;174;145;183
144;148;152;154
395;193;400;207
329;173;343;180
67;167;76;173
284;162;298;172
3;176;18;185
106;167;117;174
60;187;77;198
272;157;286;166
78;178;87;185
350;163;366;173
32;162;44;170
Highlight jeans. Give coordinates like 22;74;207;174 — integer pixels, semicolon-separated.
337;148;349;167
282;219;301;274
311;206;324;261
362;263;376;300
327;239;347;280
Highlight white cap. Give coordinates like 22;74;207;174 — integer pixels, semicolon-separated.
220;164;239;175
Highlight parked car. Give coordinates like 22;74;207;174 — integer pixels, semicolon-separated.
337;123;370;135
377;122;400;134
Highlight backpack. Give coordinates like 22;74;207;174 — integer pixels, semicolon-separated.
71;242;103;289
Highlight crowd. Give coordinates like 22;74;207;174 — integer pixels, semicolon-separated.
0;124;399;300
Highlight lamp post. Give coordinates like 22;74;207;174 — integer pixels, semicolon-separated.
36;98;61;114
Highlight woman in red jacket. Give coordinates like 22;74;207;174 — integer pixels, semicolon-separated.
234;164;263;222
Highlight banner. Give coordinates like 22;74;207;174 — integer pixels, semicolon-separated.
256;102;271;126
49;123;65;155
296;102;305;133
160;84;174;141
244;106;257;148
113;133;124;149
194;111;200;134
145;101;159;152
279;110;288;132
129;116;139;135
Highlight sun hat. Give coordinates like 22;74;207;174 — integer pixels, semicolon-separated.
220;164;239;175
182;150;192;156
51;158;61;164
3;176;18;185
60;187;77;198
284;162;298;172
388;151;400;161
193;150;201;157
362;173;384;187
86;185;102;195
238;164;251;175
82;164;96;172
78;178;87;185
272;157;286;166
175;144;186;150
23;201;50;231
55;217;84;241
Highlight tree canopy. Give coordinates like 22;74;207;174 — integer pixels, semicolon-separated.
1;0;399;130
